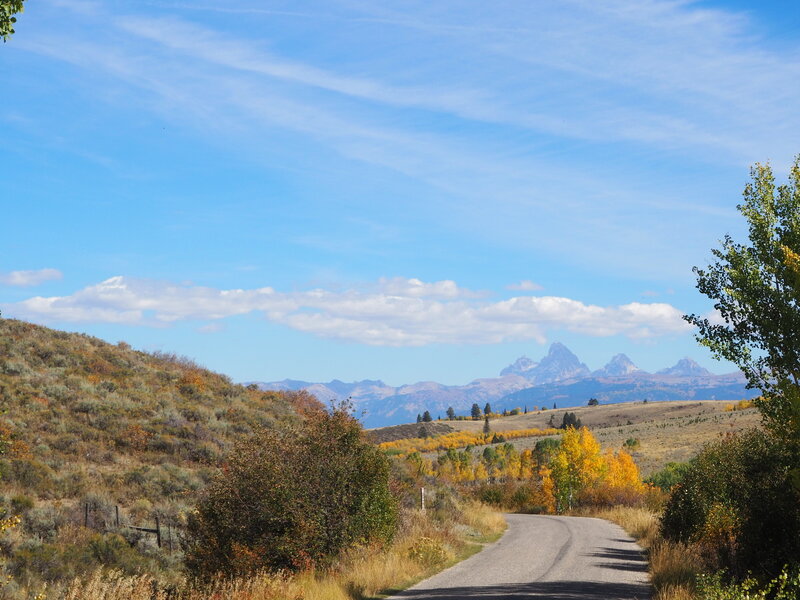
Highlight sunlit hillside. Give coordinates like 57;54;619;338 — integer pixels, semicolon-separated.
371;399;762;475
0;318;304;585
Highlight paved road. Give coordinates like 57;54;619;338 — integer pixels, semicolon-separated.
388;514;651;600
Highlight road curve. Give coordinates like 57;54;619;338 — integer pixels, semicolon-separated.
388;514;650;600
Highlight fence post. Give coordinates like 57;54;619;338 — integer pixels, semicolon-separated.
84;503;89;528
155;516;161;548
421;487;425;511
115;505;120;528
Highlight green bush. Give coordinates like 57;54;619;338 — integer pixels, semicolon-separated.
697;565;800;599
661;429;800;580
645;461;691;491
183;403;397;577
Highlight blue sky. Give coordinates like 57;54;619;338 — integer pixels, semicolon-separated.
2;0;799;386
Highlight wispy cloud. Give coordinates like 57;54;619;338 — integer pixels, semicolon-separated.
3;275;691;346
0;269;63;287
13;0;800;280
507;280;543;292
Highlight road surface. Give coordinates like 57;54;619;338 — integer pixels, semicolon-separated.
388;514;651;600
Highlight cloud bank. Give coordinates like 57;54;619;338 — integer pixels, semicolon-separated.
3;276;690;346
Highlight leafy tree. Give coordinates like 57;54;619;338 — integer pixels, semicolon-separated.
183;402;397;577
471;403;481;420
1;1;24;42
422;410;432;422
685;158;800;436
446;407;456;420
560;412;582;430
484;402;492;416
550;426;603;512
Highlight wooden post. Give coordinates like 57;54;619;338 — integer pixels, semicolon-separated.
115;505;120;528
155;516;161;548
168;522;173;553
84;503;89;528
421;487;425;511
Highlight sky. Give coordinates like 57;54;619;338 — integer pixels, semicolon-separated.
2;0;800;386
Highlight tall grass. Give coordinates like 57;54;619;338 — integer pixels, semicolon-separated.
43;502;506;600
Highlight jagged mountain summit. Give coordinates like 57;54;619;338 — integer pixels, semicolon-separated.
593;354;641;377
657;358;713;377
252;342;752;427
500;355;537;378
499;342;590;385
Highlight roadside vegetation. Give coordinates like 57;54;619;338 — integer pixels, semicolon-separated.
0;319;505;598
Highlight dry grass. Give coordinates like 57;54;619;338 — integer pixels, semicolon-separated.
390;400;762;476
586;506;699;600
49;503;507;600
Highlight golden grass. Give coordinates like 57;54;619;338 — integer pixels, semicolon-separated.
583;506;699;600
51;503;507;600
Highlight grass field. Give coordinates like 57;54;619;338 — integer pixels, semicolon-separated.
371;400;761;476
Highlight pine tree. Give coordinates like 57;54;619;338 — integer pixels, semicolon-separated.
446;406;456;420
422;410;432;422
484;402;492;416
471;403;482;420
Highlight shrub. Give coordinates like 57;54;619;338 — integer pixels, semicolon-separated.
697;565;800;600
661;429;800;580
183;402;397;577
646;461;691;491
407;537;452;567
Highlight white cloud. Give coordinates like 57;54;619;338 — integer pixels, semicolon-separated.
507;280;543;292
378;277;479;299
0;269;63;287
3;275;691;346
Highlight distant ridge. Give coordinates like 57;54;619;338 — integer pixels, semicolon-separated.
250;342;755;427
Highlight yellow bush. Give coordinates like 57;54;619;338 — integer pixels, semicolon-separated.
407;536;453;567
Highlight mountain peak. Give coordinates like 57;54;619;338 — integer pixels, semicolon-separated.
657;358;712;377
500;355;538;377
501;343;590;385
593;353;641;377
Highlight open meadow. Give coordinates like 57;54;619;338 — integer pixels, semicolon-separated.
371;400;762;476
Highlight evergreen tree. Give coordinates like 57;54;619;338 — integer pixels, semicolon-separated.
416;414;422;423
484;402;492;416
471;403;482;420
483;415;491;434
422;410;432;422
446;406;456;420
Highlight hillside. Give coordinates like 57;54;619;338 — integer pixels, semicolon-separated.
0;318;304;584
370;400;762;476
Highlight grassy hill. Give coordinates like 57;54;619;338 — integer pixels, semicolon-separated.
0;318;304;588
370;399;762;476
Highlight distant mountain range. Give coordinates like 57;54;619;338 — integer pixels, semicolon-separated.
250;342;757;427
